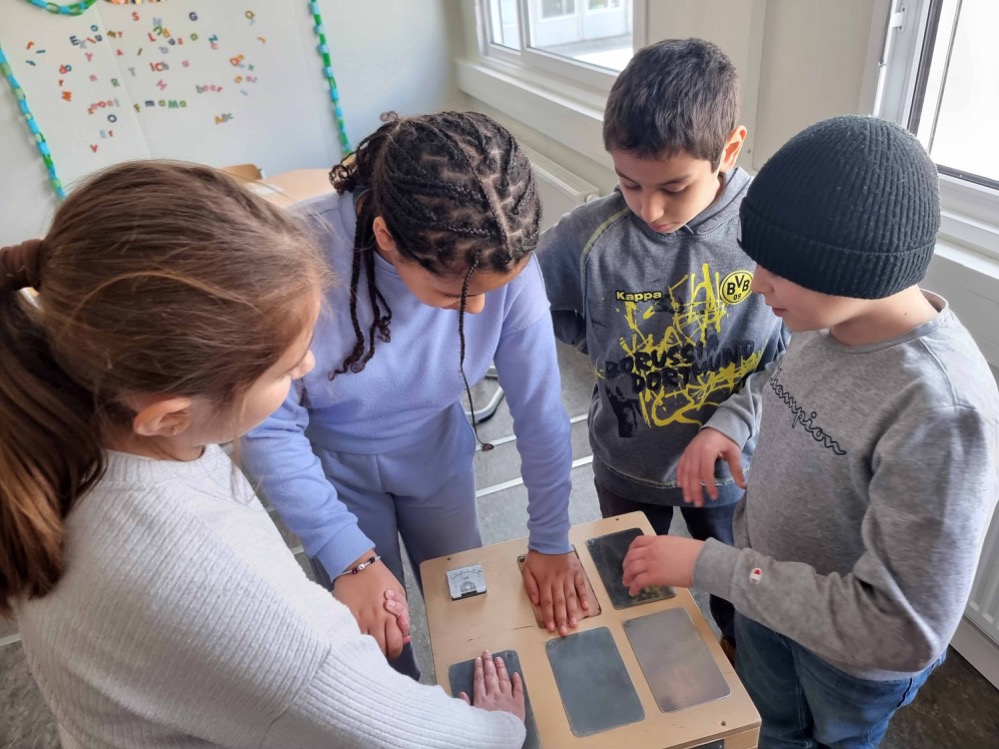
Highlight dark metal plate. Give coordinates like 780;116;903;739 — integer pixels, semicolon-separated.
448;650;541;749
624;608;731;712
586;528;675;608
546;627;644;737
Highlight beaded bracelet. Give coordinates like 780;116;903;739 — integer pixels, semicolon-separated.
335;554;381;579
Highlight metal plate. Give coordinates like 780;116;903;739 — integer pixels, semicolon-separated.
448;650;541;749
517;550;601;626
624;608;731;712
586;528;675;608
546;627;644;737
447;563;487;600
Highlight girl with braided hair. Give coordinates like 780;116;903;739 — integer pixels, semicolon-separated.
243;112;587;677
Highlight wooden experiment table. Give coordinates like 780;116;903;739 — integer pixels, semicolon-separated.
421;513;760;749
248;168;332;207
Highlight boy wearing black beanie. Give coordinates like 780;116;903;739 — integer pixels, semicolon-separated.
622;115;999;747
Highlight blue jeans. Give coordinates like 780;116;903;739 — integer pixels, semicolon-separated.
595;481;737;642
735;613;942;748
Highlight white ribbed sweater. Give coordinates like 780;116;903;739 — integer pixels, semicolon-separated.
16;445;525;748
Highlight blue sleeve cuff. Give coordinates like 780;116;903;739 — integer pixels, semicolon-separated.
527;526;573;555
314;525;376;582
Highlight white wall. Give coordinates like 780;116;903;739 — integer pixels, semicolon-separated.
0;0;461;246
751;0;883;170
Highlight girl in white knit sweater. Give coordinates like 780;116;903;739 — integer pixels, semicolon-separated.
0;161;525;748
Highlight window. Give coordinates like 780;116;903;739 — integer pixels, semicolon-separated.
909;0;999;191
878;0;999;258
482;0;637;87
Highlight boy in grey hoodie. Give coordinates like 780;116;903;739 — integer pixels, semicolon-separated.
538;38;785;651
624;115;999;747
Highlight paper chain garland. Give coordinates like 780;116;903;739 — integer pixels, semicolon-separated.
9;0;351;200
0;43;66;198
308;0;351;154
24;0;100;15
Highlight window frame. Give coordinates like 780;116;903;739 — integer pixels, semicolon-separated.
876;0;999;261
477;0;646;93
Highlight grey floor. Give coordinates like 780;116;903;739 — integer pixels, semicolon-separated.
3;342;999;748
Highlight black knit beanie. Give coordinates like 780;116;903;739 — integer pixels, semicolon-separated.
739;115;939;299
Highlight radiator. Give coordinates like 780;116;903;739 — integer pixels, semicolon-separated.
523;146;600;232
967;509;999;646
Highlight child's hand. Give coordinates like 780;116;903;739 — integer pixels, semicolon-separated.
520;549;590;636
458;650;526;722
622;535;704;593
677;427;746;506
382;589;412;647
333;554;409;659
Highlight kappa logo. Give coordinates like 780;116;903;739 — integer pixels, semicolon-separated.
615;289;663;303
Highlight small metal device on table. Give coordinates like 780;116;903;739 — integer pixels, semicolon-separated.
421;512;761;749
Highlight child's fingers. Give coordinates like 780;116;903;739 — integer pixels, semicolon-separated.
561;578;579;631
494;655;511;693
573;568;590;613
702;456;719;501
458;691;471;705
521;562;541;607
686;452;707;506
627;572;651;596
539;587;556;633
677;450;694;500
472;655;486;701
511;671;523;699
481;650;499;691
383;596;411;637
728;450;747;488
552;585;570;636
621;556;644;587
384;618;405;660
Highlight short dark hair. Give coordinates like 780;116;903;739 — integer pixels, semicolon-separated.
603;38;740;169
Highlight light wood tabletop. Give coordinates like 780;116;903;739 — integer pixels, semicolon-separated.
422;512;760;748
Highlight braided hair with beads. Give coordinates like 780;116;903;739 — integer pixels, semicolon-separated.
328;111;541;447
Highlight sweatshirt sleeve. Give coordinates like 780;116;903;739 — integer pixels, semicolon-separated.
537;215;588;353
694;404;998;674
263;638;526;749
702;357;781;448
494;261;573;555
241;381;375;578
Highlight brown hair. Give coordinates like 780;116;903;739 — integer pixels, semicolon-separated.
603;38;740;169
0;160;328;616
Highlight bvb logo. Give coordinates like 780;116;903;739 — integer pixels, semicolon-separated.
720;270;753;305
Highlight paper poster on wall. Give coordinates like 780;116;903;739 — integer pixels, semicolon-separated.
0;0;341;193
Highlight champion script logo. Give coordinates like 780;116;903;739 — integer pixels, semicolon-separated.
768;363;846;456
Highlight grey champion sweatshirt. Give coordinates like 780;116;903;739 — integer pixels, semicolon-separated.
539;169;786;505
695;293;999;679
